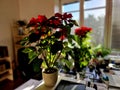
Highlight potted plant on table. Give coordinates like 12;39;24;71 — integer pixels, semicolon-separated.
20;12;78;87
61;26;93;75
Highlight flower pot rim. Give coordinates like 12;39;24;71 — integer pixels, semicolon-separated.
42;67;58;74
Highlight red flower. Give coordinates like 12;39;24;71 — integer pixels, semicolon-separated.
37;15;47;23
29;15;47;26
35;30;39;34
55;13;62;18
63;13;72;20
55;12;72;20
47;16;62;27
60;35;65;40
75;26;92;38
54;19;61;25
81;26;92;32
67;13;73;18
41;27;47;32
29;17;37;25
28;13;77;42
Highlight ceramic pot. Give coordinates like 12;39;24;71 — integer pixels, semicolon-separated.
42;68;58;87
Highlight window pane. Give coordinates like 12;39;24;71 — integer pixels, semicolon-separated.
85;9;105;19
84;0;106;9
71;12;79;21
62;2;79;12
84;9;105;46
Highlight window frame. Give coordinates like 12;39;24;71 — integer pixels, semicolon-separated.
59;0;112;49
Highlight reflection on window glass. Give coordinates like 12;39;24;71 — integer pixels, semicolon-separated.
84;9;105;46
62;2;79;12
84;0;106;9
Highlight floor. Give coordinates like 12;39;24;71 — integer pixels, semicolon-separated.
0;68;43;90
0;62;43;90
0;70;28;90
0;78;26;90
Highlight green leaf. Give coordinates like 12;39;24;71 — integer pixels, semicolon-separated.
28;51;38;64
71;20;79;26
20;37;29;46
22;47;33;53
42;60;48;68
73;35;81;46
80;60;88;67
32;59;41;72
65;25;71;35
68;35;73;44
61;59;74;69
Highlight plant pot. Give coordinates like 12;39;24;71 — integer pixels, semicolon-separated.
42;68;58;87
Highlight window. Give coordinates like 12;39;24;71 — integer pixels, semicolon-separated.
62;1;80;20
60;0;113;49
84;0;106;46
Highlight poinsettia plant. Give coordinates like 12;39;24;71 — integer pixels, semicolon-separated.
61;26;93;72
21;12;78;73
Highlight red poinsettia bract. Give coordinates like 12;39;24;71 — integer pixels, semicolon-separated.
75;26;92;38
27;13;75;42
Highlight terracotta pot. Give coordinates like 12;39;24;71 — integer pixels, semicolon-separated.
42;68;58;87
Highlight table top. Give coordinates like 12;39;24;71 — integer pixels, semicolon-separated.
36;76;95;90
15;69;120;90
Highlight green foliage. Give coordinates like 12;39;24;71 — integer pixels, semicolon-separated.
20;13;78;72
61;29;93;72
32;58;42;72
22;47;38;64
93;44;111;58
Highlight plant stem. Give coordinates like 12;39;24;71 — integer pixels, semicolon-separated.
42;51;49;68
53;51;62;66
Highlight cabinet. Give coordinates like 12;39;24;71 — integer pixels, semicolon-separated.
0;57;13;81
